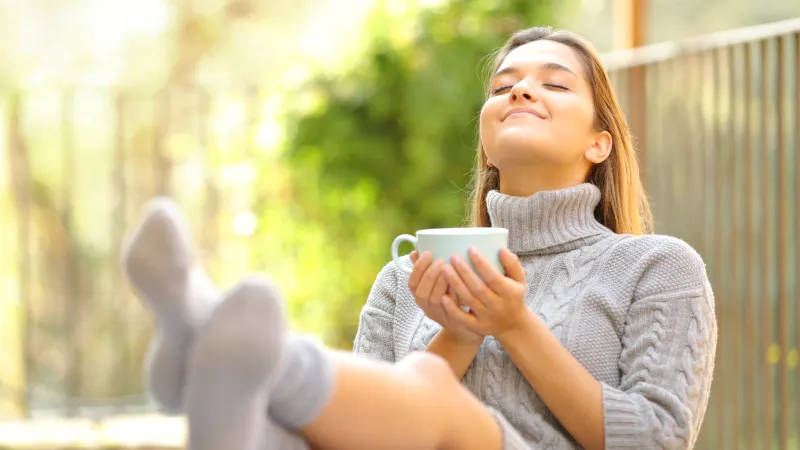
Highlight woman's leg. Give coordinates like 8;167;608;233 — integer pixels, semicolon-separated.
184;279;309;450
302;350;503;450
122;199;502;450
185;277;502;450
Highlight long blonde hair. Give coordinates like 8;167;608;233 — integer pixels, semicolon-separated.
469;27;653;235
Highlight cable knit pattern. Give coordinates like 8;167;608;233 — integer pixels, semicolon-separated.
410;315;440;350
540;244;595;341
353;264;397;362
353;183;717;449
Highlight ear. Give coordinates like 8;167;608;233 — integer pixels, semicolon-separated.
487;160;494;168
584;130;612;164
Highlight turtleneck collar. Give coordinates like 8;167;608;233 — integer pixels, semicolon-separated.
486;183;613;255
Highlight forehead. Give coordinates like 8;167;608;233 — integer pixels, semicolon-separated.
496;39;584;77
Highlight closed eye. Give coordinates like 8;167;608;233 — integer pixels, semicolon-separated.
492;84;567;95
490;85;512;95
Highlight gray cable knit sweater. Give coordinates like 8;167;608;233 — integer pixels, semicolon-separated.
353;183;717;450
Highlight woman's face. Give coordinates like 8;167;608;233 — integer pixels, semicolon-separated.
479;40;609;175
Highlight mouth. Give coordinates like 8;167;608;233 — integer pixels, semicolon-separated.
502;107;546;121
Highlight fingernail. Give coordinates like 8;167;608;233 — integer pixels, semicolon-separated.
452;254;462;265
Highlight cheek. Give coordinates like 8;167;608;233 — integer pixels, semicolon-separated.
552;98;595;132
479;103;497;146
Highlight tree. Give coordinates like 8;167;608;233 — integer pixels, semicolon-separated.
268;0;559;348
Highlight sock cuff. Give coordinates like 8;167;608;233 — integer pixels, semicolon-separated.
269;335;336;431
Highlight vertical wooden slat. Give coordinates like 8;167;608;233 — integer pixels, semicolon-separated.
743;41;758;450
794;30;800;447
688;52;703;260
710;48;727;450
643;63;660;223
760;38;774;450
619;69;629;115
727;43;742;450
689;51;711;449
775;35;790;450
645;64;659;225
628;65;647;185
690;52;703;250
666;57;680;239
688;50;710;447
667;56;685;242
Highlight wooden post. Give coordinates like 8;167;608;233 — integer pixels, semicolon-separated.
613;0;648;185
613;0;647;49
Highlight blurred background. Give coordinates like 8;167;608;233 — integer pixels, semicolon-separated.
0;0;799;448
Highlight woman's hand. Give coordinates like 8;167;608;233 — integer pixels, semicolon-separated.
408;251;484;344
440;247;529;340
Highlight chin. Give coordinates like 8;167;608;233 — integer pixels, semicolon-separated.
487;131;552;162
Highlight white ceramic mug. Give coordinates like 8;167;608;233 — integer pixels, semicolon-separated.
391;227;509;275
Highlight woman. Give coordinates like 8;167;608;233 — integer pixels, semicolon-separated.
122;26;716;450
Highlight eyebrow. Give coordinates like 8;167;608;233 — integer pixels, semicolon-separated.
492;62;579;81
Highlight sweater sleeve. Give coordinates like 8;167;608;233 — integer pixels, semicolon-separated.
603;237;717;449
352;261;399;362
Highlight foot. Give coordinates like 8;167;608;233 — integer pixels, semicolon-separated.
121;197;220;411
184;276;289;450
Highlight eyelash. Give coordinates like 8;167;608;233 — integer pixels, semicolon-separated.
490;83;568;95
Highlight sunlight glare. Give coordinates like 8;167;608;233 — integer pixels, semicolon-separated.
212;101;246;145
232;211;258;237
218;163;256;187
255;119;284;156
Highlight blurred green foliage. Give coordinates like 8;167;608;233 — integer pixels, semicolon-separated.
0;0;562;416
265;0;557;348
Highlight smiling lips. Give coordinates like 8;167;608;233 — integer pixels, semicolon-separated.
502;107;546;121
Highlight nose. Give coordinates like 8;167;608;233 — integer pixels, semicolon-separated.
509;79;537;103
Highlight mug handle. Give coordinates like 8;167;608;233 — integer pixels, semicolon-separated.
391;234;417;274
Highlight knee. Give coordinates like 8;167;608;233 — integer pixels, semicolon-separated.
398;351;455;387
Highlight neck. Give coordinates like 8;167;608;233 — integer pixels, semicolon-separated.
486;183;613;255
497;164;592;198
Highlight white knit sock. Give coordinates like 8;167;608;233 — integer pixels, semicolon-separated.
121;198;221;412
185;277;292;450
268;336;336;431
122;198;334;442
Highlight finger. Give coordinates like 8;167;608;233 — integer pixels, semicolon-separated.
442;264;485;316
416;259;445;301
429;273;449;306
442;294;481;331
451;253;497;308
407;251;432;291
499;248;526;283
427;289;450;326
447;285;459;307
410;251;419;264
467;247;509;295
